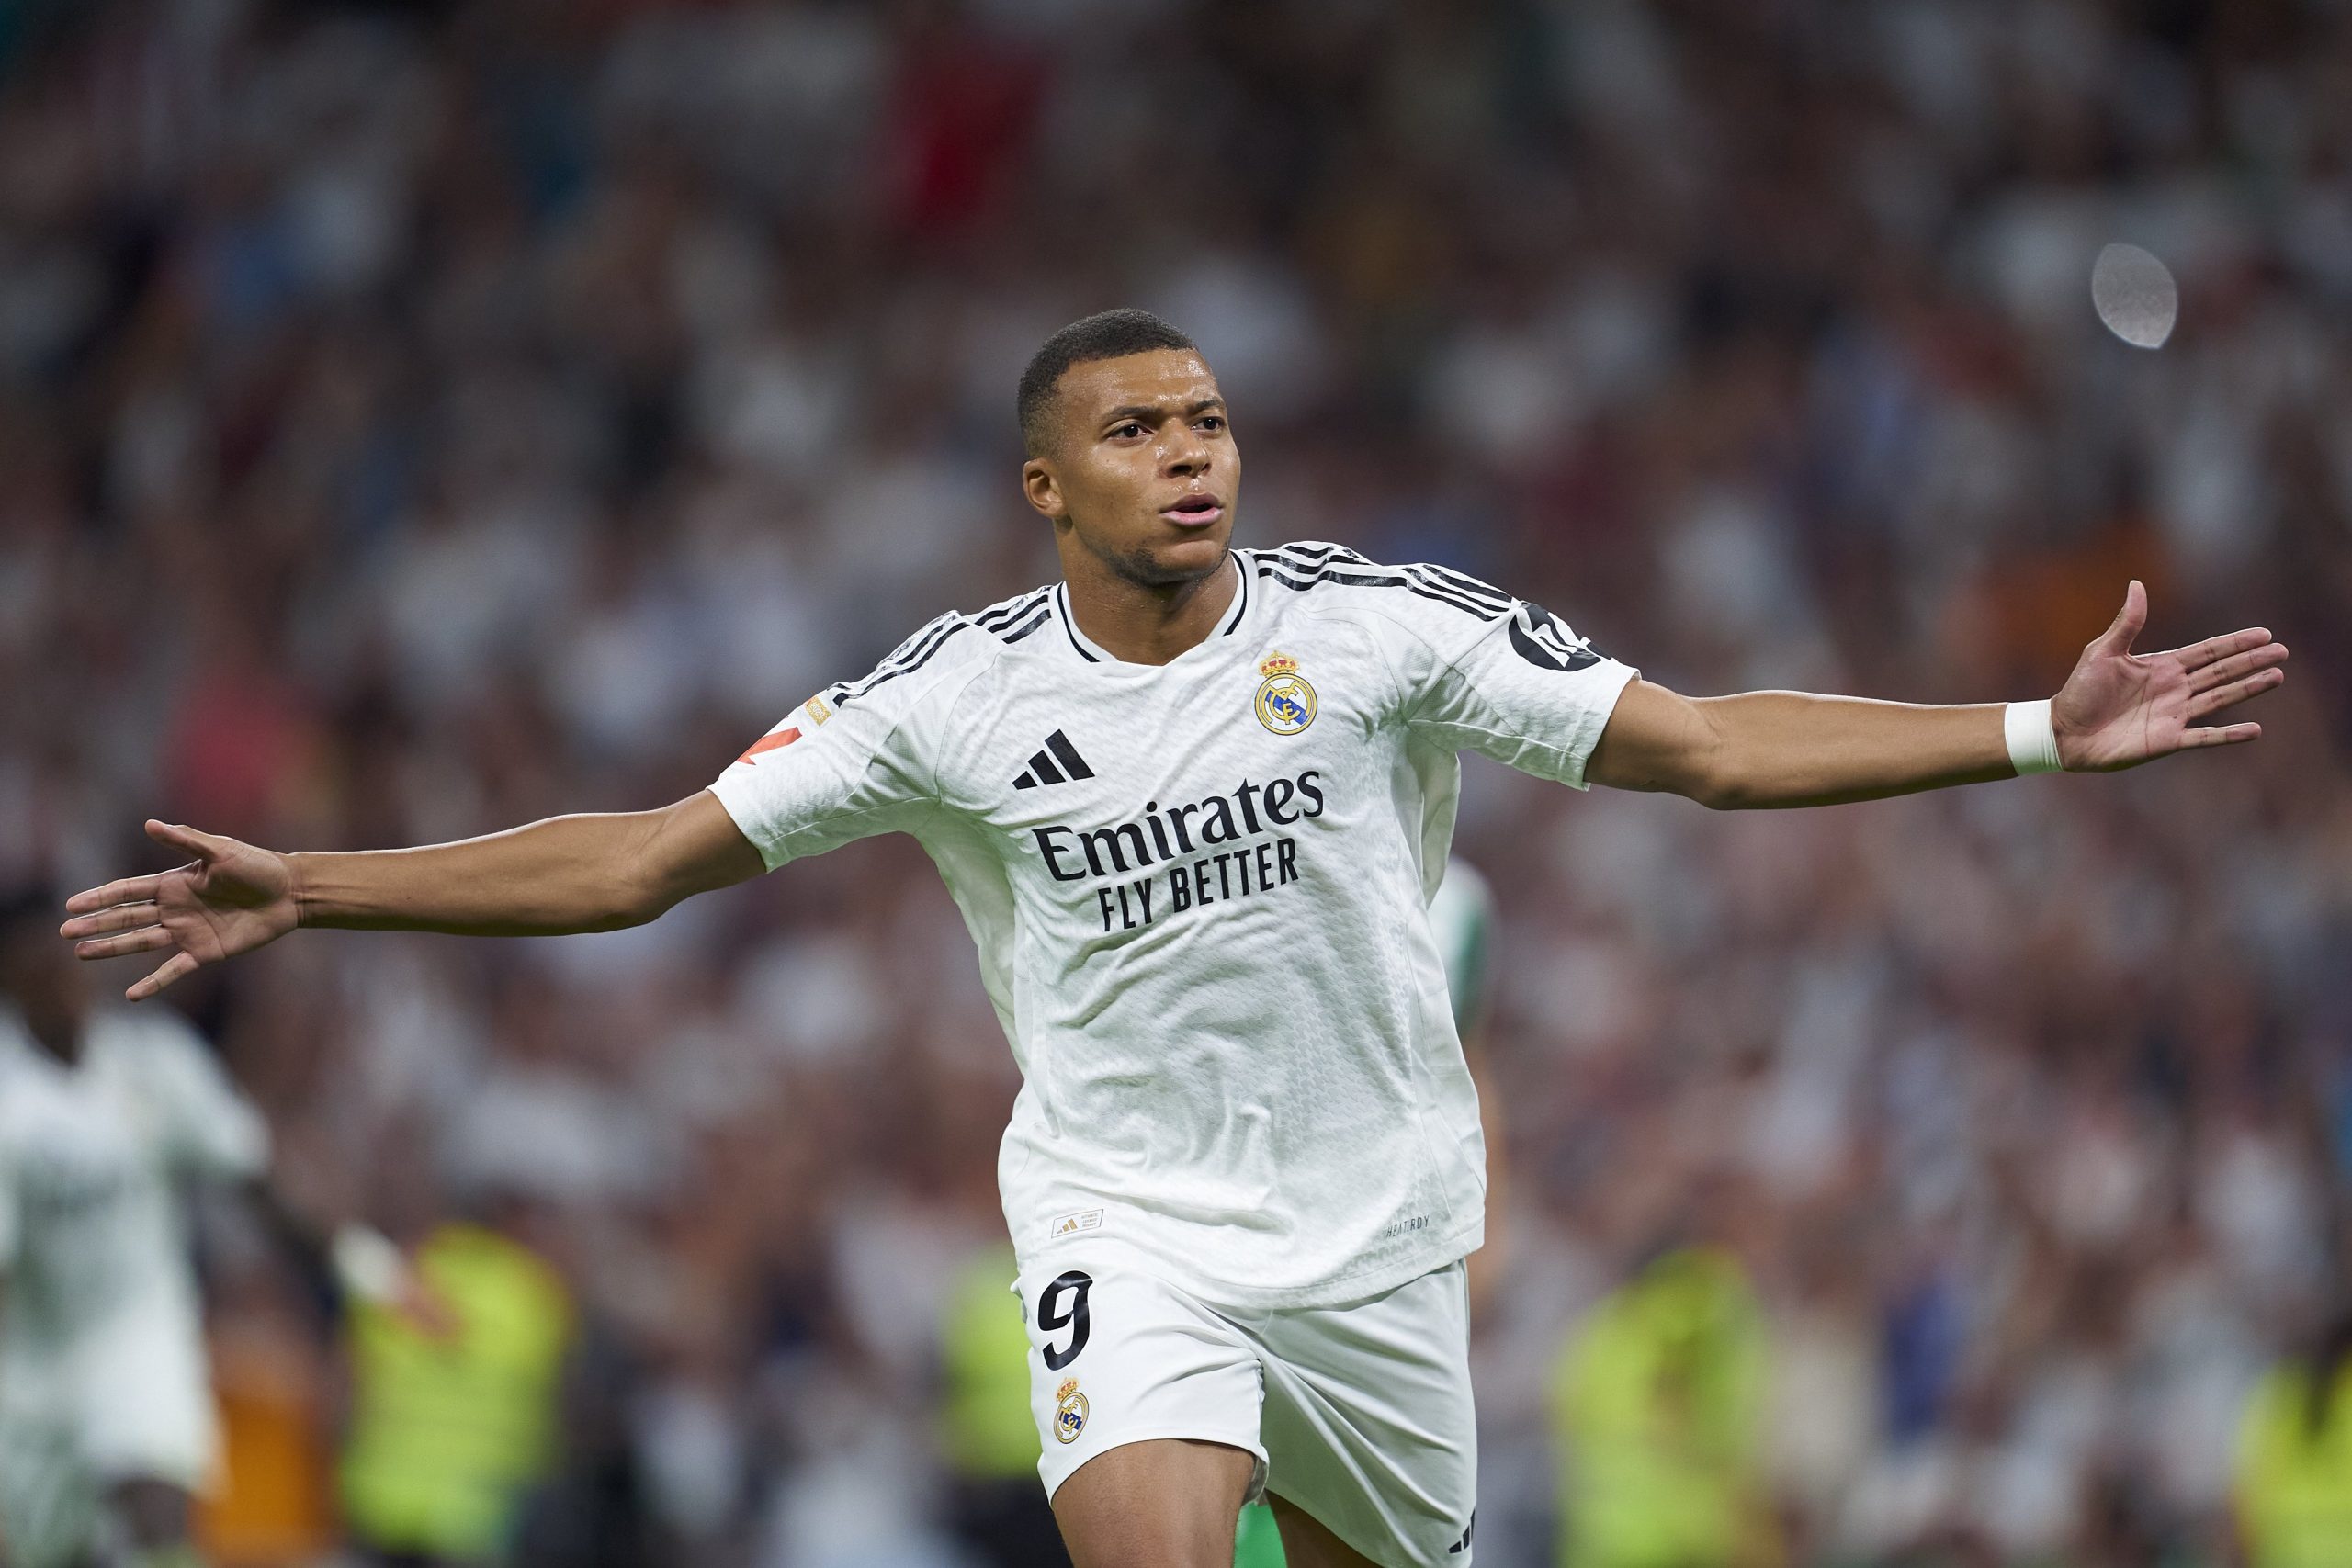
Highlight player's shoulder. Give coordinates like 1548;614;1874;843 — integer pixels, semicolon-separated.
90;1005;220;1079
966;583;1062;649
820;586;1058;716
1242;542;1519;631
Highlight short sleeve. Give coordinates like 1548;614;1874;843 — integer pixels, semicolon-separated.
1368;569;1638;787
708;615;986;873
140;1014;271;1180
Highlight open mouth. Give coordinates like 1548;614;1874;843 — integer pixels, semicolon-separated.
1161;495;1225;526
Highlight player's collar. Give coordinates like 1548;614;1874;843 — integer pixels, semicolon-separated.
1054;551;1250;668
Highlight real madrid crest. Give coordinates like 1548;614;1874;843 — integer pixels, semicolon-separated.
1054;1378;1090;1444
1254;651;1317;736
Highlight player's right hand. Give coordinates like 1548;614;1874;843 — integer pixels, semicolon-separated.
58;820;300;1000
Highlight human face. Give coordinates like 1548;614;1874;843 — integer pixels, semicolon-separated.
0;919;87;1060
1022;349;1238;588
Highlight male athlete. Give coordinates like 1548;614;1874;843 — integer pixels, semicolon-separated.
60;310;2286;1566
0;886;438;1568
0;885;262;1568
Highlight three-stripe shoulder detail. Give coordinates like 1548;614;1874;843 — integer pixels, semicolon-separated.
834;612;978;706
1248;545;1514;621
831;587;1058;709
976;586;1056;645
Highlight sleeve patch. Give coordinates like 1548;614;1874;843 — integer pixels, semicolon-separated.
1508;603;1605;672
736;727;803;764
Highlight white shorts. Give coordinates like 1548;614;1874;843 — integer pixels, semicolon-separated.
0;1305;220;1568
1018;1257;1477;1566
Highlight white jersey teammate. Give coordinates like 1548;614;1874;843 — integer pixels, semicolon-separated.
60;310;2288;1566
0;891;266;1568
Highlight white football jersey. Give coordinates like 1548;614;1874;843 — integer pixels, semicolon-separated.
0;1006;267;1374
710;543;1634;1308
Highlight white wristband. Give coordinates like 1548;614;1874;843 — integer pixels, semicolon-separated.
331;1225;406;1305
2005;699;2063;775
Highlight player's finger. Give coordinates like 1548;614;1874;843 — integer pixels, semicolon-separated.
144;818;230;863
2093;580;2147;656
2175;722;2260;749
73;925;176;962
2169;626;2276;672
2188;667;2286;721
61;901;161;940
126;950;202;1002
62;874;166;916
2188;641;2289;694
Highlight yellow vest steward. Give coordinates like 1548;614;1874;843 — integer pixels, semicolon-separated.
339;1224;571;1559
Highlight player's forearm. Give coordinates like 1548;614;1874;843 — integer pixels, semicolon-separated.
289;810;676;935
1694;691;2015;808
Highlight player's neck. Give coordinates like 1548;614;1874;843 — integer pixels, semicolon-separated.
24;1015;82;1066
1058;548;1238;666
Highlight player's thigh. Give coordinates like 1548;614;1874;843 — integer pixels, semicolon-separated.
1019;1260;1268;1502
1051;1437;1257;1568
1268;1492;1380;1568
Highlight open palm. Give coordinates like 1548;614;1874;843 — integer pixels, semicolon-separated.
60;820;300;999
2052;581;2288;772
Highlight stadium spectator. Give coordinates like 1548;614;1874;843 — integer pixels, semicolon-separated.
1552;1247;1777;1568
2233;1309;2352;1568
338;1213;572;1567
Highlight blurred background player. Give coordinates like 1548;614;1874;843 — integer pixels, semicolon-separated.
0;882;266;1568
0;885;446;1568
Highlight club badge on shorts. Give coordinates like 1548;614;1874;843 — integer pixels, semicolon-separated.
1055;1378;1089;1443
1254;651;1317;735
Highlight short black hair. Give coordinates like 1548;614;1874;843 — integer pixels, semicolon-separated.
1017;308;1196;457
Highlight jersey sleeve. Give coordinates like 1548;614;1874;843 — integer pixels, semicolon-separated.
143;1015;271;1181
707;614;985;872
1366;564;1638;787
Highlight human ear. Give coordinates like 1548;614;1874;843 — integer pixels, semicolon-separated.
1022;457;1067;522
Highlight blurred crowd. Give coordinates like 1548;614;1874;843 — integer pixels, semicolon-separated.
2;0;2349;1564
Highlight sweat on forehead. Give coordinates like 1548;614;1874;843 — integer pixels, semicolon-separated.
1018;308;1199;456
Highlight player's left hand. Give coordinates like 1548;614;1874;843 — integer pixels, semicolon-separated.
2051;581;2287;771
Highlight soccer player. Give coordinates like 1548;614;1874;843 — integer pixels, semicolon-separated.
0;882;266;1568
0;885;436;1568
60;310;2286;1567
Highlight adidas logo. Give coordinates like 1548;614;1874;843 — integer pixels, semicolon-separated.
1013;730;1095;790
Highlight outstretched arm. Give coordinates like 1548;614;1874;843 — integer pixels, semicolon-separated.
60;790;764;1000
1588;582;2287;809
